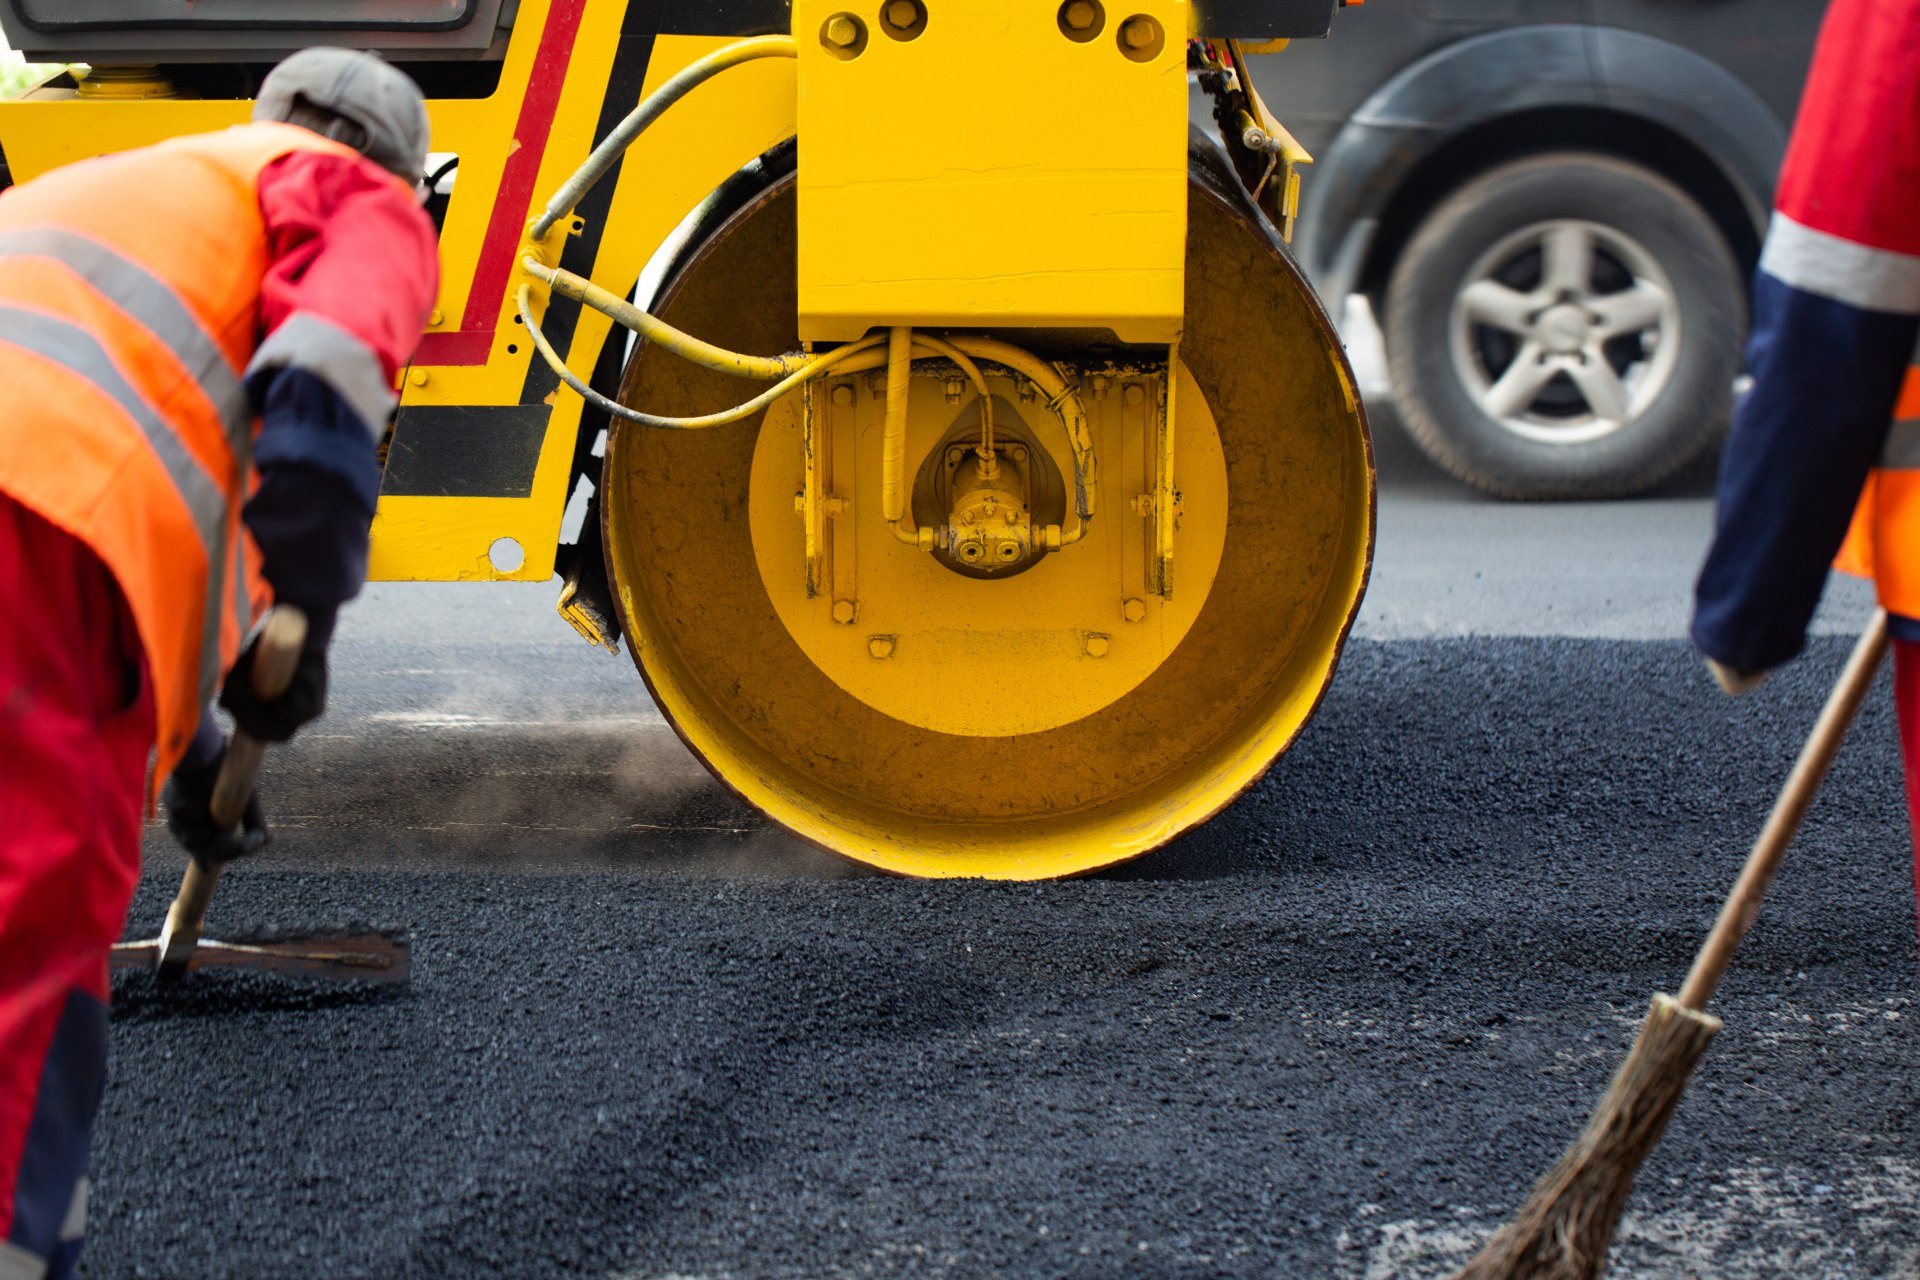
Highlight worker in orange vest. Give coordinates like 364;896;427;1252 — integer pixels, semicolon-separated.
0;50;438;1278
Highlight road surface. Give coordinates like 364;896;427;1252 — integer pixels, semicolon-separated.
91;402;1910;1279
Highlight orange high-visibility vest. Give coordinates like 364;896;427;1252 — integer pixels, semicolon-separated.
1837;368;1920;616
0;122;361;786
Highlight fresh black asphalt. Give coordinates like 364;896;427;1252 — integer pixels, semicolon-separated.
90;637;1920;1278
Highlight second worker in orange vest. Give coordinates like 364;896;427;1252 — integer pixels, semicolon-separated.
0;50;439;1279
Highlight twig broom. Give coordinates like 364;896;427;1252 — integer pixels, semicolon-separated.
1454;609;1891;1280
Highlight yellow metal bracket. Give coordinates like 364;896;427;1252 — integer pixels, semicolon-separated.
1122;348;1179;599
798;374;826;596
1154;342;1178;598
557;579;619;651
1224;38;1312;241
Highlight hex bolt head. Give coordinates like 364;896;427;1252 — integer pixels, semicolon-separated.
409;368;429;387
1084;633;1111;658
825;14;860;47
831;383;855;407
1064;0;1097;29
947;445;968;465
886;0;919;28
1122;597;1147;623
831;600;856;624
1122;16;1158;48
1123;384;1145;407
868;635;895;659
1009;444;1028;464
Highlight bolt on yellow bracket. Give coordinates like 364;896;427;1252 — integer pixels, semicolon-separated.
792;0;1190;344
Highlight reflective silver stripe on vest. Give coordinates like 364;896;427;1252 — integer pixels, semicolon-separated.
0;229;259;697
60;1177;88;1244
0;1239;49;1280
248;310;397;439
0;306;232;705
1881;418;1920;471
0;229;250;452
234;520;251;662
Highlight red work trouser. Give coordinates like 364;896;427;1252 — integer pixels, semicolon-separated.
0;494;152;1280
1895;640;1920;946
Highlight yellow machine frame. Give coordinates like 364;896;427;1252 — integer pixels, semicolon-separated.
2;1;804;582
0;0;1307;587
0;1;1371;878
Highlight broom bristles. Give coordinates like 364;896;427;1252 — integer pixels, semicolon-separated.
1452;993;1722;1280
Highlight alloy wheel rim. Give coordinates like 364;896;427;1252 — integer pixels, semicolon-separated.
1447;218;1682;446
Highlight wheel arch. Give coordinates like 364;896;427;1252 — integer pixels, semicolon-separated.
1356;107;1765;316
1295;25;1784;316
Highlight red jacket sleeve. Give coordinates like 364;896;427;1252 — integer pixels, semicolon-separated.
238;151;441;656
1774;0;1920;258
255;149;439;383
1691;0;1920;672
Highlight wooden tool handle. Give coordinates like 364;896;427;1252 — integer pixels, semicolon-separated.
208;605;308;828
157;857;222;972
156;605;309;978
1677;611;1890;1011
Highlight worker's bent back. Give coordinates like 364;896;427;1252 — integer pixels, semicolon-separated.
0;121;359;783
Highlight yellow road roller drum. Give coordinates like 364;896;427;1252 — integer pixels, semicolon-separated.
0;0;1370;877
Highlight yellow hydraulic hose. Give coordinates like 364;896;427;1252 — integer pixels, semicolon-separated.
529;35;797;243
517;284;884;429
880;331;998;544
943;336;1096;525
521;284;1100;533
524;258;807;381
509;26;1103;555
907;332;995;464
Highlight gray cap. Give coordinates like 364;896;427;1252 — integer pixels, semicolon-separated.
253;48;430;185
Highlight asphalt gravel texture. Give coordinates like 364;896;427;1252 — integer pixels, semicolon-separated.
91;636;1920;1279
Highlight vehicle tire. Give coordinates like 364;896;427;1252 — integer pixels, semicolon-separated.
1383;152;1742;500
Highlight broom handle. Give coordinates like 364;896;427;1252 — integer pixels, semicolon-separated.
1678;609;1890;1012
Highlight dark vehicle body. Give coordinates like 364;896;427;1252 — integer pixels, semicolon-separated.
1250;1;1826;498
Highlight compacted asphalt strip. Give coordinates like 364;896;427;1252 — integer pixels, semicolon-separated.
95;633;1920;1279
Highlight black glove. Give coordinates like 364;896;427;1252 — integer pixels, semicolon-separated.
220;633;328;743
163;748;270;865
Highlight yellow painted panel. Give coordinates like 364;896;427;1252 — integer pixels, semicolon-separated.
374;32;798;581
792;0;1189;344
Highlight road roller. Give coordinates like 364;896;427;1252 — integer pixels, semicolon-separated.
0;0;1371;877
